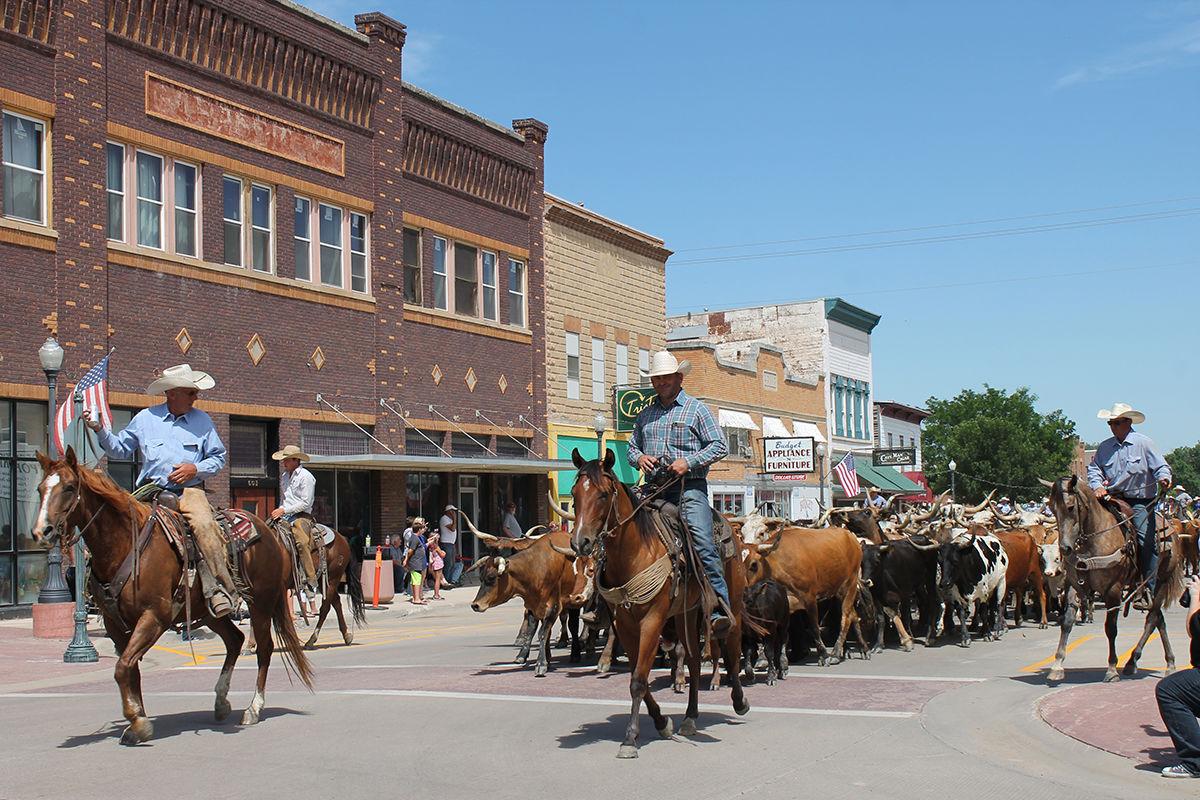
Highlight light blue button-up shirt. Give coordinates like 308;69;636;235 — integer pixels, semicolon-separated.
97;403;227;490
1086;431;1171;501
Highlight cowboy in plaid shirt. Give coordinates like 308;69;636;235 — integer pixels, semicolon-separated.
627;351;732;635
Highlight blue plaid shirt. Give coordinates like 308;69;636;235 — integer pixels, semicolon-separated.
626;389;727;481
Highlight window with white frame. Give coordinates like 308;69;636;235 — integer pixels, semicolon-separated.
350;212;367;292
712;492;745;515
591;337;605;404
756;489;791;518
249;184;272;272
639;348;650;383
454;243;478;316
318;203;342;286
2;111;46;225
223;176;243;266
403;228;421;304
432;236;447;309
136;151;164;249
507;259;525;327
173;161;197;257
293;197;311;281
616;343;629;386
481;250;497;320
566;332;580;400
763;369;778;391
106;142;124;240
724;427;751;458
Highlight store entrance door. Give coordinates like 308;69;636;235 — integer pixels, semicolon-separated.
232;487;275;518
457;475;480;561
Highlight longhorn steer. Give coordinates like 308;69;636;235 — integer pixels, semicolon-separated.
467;528;588;676
742;580;791;684
937;529;1009;647
994;528;1046;628
744;526;870;665
859;535;940;651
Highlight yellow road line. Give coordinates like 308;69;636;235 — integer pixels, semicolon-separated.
1020;635;1095;673
151;645;208;665
1117;632;1159;669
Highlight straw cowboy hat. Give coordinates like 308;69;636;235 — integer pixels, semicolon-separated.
146;363;215;394
272;445;310;462
1096;402;1145;425
642;351;691;378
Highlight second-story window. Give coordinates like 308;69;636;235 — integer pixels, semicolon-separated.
639;348;650;383
507;259;525;327
616;343;629;386
106;143;124;240
454;243;478;315
223;176;243;266
173;162;197;257
319;203;342;287
432;236;447;309
350;212;368;292
481;250;497;320
136;151;164;249
591;337;605;404
250;184;272;273
294;197;311;281
2;111;46;225
566;332;580;400
403;228;421;303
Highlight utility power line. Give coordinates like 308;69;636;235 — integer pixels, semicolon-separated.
673;195;1200;253
668;207;1200;266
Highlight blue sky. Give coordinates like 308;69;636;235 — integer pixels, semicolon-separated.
311;1;1199;450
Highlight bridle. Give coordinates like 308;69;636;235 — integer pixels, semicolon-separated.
43;469;106;550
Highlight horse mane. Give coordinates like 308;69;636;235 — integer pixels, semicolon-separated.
579;460;655;545
75;464;146;515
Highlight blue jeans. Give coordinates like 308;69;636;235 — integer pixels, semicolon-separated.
1130;500;1158;592
680;482;730;612
1157;666;1200;772
442;540;462;584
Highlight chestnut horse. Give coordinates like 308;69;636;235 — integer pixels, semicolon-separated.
552;450;751;758
1042;475;1187;682
32;448;313;744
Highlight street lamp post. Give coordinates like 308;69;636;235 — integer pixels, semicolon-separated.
593;412;607;454
35;338;72;605
817;442;827;511
949;459;957;503
63;380;98;662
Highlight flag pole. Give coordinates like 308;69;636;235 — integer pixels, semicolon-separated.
64;371;98;662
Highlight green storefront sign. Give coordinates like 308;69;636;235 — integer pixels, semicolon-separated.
615;387;656;432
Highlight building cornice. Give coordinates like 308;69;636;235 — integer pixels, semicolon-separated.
824;297;881;333
668;340;821;389
545;196;672;263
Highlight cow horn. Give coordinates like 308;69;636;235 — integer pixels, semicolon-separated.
1038;478;1055;488
908;537;940;551
884;493;901;511
523;524;547;538
462;513;502;544
815;508;833;527
989;502;1020;524
549;541;578;560
548;490;576;521
463;557;490;574
756;532;784;554
962;490;996;515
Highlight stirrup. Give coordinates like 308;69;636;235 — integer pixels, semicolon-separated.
207;590;234;618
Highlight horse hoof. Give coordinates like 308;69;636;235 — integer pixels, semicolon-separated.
1047;667;1065;683
120;719;153;745
304;640;317;651
657;718;673;739
734;698;750;716
679;718;697;737
343;631;354;646
215;700;232;722
1121;662;1137;677
242;647;256;656
240;709;260;726
1103;670;1121;683
534;669;547;678
1165;663;1177;676
616;745;639;759
901;641;914;653
767;676;776;686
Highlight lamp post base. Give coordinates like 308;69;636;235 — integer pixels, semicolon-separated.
64;607;99;662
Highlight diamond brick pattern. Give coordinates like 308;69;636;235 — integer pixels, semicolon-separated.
175;327;193;354
431;364;443;385
464;367;477;393
498;374;508;394
246;333;267;365
310;346;326;371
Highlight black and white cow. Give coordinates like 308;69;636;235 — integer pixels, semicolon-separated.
937;528;1008;647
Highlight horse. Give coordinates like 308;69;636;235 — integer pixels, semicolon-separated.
32;448;314;744
1041;475;1188;682
550;449;753;758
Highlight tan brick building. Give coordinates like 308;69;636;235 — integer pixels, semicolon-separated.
542;195;670;501
666;338;828;520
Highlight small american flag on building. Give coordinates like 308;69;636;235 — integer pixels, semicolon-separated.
53;352;113;456
833;451;860;497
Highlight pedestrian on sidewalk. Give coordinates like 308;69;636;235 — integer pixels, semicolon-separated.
1156;575;1200;778
427;528;446;600
402;519;429;605
439;505;461;587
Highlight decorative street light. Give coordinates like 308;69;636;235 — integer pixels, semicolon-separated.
35;338;72;606
948;459;957;502
593;412;607;452
816;442;827;511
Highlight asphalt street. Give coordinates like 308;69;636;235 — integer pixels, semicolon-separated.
1;593;1195;800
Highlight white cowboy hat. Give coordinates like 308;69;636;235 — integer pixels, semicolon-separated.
272;445;310;462
1096;402;1145;424
444;504;457;512
146;364;215;394
642;351;691;378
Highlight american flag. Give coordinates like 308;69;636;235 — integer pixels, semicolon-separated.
833;451;860;498
52;353;112;456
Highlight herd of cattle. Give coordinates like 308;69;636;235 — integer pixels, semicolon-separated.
457;491;1150;684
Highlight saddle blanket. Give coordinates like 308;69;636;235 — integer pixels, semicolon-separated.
218;509;261;551
644;498;737;561
314;522;336;546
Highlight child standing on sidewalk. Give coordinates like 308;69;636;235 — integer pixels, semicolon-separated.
402;519;429;605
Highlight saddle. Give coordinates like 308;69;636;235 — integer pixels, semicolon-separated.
637;495;737;618
268;516;329;593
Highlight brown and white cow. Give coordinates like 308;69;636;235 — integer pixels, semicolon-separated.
994;528;1047;628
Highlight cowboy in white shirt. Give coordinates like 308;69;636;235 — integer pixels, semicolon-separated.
270;445;318;592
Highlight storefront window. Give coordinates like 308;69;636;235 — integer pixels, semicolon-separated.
712;492;745;515
1;400;53;605
405;473;443;523
755;489;791;518
310;468;375;551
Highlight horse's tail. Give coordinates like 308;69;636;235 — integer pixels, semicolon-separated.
344;541;367;626
1161;534;1191;608
271;586;316;691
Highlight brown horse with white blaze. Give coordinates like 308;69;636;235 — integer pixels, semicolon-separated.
32;448;313;744
552;449;752;758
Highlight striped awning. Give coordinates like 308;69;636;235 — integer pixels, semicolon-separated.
718;409;758;430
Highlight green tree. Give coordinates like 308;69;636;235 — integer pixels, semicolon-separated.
923;385;1077;503
1166;444;1200;495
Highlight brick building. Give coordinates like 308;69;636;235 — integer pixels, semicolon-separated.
0;1;561;607
663;336;827;519
542;195;670;504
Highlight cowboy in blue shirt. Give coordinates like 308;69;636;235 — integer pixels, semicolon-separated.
1087;402;1172;596
627;351;733;635
85;364;237;617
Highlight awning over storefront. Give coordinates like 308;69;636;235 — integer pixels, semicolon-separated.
307;453;573;474
761;416;791;438
791;420;826;443
854;462;926;494
901;471;933;502
718;409;758;430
